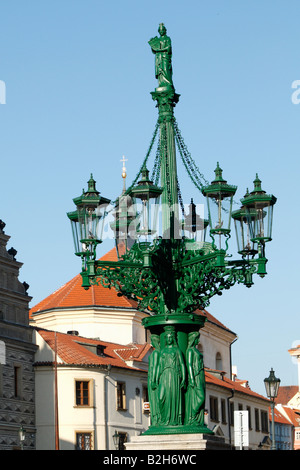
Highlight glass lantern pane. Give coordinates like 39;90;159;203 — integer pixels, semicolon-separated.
77;206;103;243
233;216;257;254
135;197;161;242
71;219;81;254
207;193;233;231
249;204;273;242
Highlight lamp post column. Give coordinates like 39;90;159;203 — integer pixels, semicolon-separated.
270;399;276;450
151;88;180;236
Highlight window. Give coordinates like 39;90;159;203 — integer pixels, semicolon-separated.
209;396;219;422
261;410;268;433
14;365;21;398
75;380;91;406
247;406;252;430
118;432;127;450
221;399;226;424
76;432;93;450
117;382;126;410
229;402;234;426
142;386;149;413
215;352;222;371
255;408;260;431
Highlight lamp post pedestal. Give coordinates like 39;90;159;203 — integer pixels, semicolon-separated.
125;432;231;451
143;313;212;436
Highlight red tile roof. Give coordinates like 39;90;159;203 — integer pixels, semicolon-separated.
205;369;270;402
275;386;299;405
270;407;293;425
35;327;151;371
278;406;300;427
29;248;137;318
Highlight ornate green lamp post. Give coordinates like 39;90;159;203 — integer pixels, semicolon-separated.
68;24;277;436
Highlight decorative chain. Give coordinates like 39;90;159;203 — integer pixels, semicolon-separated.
173;118;210;192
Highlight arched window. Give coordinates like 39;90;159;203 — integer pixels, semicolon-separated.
216;352;222;371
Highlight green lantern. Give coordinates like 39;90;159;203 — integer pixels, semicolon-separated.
183;198;209;250
67;174;110;258
129;165;163;243
232;190;258;256
241;175;276;245
202;163;237;249
110;192;137;260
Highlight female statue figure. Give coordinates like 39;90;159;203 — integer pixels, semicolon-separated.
185;331;206;426
148;334;160;426
149;23;174;89
158;326;186;426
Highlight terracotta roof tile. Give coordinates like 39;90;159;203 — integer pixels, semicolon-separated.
35;328;150;371
205;370;270;402
278;406;300;427
275;386;299;405
271;407;293;425
114;343;151;362
30;248;137;317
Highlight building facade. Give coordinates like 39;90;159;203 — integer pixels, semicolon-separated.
271;405;294;450
34;328;150;450
0;221;37;450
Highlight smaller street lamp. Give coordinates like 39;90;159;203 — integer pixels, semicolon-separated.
19;425;25;450
112;430;120;450
183;198;209;244
264;368;281;450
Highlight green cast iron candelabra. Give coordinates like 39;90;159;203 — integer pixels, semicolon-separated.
67;24;276;436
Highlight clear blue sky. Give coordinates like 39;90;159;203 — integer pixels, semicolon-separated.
0;0;299;396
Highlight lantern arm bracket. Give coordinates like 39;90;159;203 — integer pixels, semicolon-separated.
94;259;144;270
177;250;222;269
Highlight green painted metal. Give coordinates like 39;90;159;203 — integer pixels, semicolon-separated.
68;24;276;436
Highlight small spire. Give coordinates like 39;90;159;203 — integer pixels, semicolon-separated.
253;173;262;191
140;164;150;182
213;162;226;183
250;173;265;195
87;173;98;193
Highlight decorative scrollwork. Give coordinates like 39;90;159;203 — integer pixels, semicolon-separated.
88;238;261;316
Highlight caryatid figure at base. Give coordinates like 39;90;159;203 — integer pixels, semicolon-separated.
148;334;160;426
185;331;206;426
158;326;186;426
149;23;174;90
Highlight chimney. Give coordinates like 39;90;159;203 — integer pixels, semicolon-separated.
67;330;79;336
